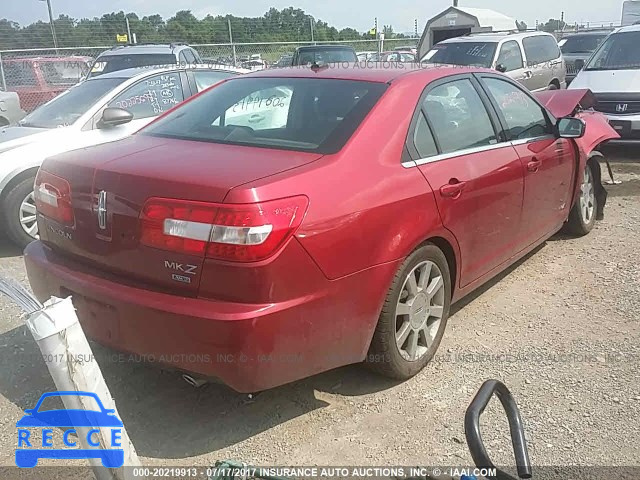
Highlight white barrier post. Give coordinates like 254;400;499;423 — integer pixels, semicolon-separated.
1;278;143;480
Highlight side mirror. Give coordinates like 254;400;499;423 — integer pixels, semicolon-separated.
574;59;585;71
496;63;508;73
558;117;586;138
98;107;133;129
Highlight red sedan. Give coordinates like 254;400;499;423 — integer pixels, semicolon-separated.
25;65;618;392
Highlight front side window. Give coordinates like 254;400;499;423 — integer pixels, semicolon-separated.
142;78;387;153
424;42;497;68
586;31;640;70
424;79;497;154
496;41;524;72
483;77;551;140
109;72;184;119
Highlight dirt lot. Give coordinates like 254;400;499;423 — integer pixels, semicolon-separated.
0;147;638;474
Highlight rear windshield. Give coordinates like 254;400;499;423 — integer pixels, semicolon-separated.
586;31;640;70
294;49;358;65
559;35;607;54
89;54;177;77
40;60;89;85
423;42;497;68
142;77;387;154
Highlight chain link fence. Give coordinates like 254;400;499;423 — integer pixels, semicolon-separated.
0;38;419;115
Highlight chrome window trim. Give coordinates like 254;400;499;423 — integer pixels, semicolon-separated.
402;141;511;168
510;134;556;146
402;134;558;168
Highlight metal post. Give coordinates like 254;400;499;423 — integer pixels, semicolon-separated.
43;0;59;52
310;18;315;44
228;18;237;66
0;52;6;92
126;17;132;44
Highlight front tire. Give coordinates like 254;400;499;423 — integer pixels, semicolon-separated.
367;244;451;380
565;162;597;236
2;176;38;249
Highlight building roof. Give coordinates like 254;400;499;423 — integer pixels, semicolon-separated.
454;7;518;31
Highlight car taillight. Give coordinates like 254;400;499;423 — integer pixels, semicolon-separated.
140;196;309;262
33;170;74;226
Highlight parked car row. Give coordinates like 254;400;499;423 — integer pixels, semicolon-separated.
0;63;247;247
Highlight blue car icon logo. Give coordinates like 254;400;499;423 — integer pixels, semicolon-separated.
16;391;124;468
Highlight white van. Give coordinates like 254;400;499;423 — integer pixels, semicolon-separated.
570;25;640;142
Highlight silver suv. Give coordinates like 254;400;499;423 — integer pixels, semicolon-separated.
422;32;567;92
88;43;203;78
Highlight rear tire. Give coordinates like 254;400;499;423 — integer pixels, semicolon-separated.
565;162;597;236
2;176;38;249
367;244;451;380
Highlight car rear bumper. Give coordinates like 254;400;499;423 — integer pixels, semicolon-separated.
24;241;397;392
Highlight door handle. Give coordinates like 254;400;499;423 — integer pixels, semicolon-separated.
440;180;467;198
527;158;542;172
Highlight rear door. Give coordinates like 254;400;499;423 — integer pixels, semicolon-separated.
478;75;575;247
411;75;525;287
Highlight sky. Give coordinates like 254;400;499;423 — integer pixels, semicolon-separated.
1;0;626;34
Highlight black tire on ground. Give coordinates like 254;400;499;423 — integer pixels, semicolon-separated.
367;243;452;380
2;176;37;249
565;161;598;236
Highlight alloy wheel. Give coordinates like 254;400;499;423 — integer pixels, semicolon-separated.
395;261;446;361
19;191;39;239
580;167;595;224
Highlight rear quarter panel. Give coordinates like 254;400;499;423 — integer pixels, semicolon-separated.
224;77;451;281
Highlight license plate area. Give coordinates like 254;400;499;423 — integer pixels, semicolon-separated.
61;288;120;342
609;120;631;136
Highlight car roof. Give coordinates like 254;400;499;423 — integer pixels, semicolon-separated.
295;45;356;51
439;31;554;43
98;44;192;56
90;64;248;80
615;24;640;33
242;63;483;84
563;30;610;37
5;55;92;62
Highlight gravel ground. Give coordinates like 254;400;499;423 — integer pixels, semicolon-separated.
0;148;638;475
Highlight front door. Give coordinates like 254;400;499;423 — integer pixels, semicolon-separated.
478;75;576;247
411;76;525;287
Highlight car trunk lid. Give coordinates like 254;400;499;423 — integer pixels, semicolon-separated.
38;134;323;295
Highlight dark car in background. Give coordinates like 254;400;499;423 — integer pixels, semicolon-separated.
88;43;203;78
2;56;91;112
559;31;610;85
291;45;357;65
273;54;294;68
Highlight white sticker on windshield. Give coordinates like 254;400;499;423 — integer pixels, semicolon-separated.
91;62;106;73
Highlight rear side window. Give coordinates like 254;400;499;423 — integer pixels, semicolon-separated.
39;60;88;85
482;77;551;140
108;72;184;119
413;113;438;158
523;36;560;65
496;41;524;72
424;79;497;154
143;78;387;154
192;70;238;92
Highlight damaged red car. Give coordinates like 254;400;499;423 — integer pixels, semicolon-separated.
24;65;618;392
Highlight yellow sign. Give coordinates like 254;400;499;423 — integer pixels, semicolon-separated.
369;28;377;36
116;34;128;43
